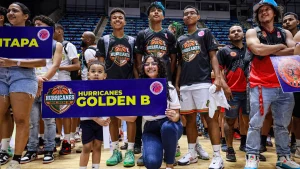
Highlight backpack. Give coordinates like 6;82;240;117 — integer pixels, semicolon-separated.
61;41;81;80
79;46;97;68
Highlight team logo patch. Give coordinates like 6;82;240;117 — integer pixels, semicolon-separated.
262;31;267;38
44;85;75;114
198;31;205;37
110;44;130;67
278;58;300;87
37;29;50;41
277;31;281;38
146;37;167;58
181;40;201;62
230;52;237;57
150;81;163;95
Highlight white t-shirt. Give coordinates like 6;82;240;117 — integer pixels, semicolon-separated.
35;58;58;81
143;84;181;121
81;45;97;81
58;42;78;81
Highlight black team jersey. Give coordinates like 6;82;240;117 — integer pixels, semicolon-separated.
177;28;218;86
217;44;248;92
135;28;177;80
96;34;135;79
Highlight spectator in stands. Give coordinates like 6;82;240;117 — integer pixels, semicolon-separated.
96;8;137;167
293;30;300;159
53;23;80;155
80;31;97;80
244;0;299;169
134;2;186;164
283;12;299;37
176;5;222;168
0;2;46;169
168;22;184;40
217;24;249;162
20;15;62;165
121;55;183;169
283;12;299;155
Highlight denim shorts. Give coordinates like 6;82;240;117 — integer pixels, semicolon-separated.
225;92;248;118
0;67;38;97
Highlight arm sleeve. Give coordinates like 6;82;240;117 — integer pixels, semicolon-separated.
67;43;78;61
96;37;105;58
134;30;145;55
205;29;219;52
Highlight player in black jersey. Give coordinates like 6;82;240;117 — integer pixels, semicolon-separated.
96;8;137;167
175;5;224;169
134;2;177;166
135;1;177;82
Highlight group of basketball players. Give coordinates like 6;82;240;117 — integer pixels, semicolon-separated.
0;0;300;169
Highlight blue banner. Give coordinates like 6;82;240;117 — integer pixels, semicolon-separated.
270;55;300;92
42;79;167;118
0;27;53;59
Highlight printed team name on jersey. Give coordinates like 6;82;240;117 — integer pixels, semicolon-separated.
109;44;130;67
146;37;167;58
181;40;201;62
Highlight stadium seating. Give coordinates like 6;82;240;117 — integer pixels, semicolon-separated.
58;13;101;53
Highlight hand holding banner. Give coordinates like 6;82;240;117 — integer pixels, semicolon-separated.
42;79;167;118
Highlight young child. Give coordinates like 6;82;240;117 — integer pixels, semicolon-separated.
79;60;111;169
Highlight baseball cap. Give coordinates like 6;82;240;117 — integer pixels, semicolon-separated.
253;0;278;13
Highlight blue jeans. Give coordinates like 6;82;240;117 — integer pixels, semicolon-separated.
27;97;56;151
225;92;248;118
143;117;183;169
246;87;294;156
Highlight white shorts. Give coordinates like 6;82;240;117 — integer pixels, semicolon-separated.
180;88;209;114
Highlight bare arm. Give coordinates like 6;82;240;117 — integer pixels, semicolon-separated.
175;58;181;93
246;28;286;56
59;58;80;71
0;58;46;68
43;43;63;80
210;50;222;91
273;30;295;56
295;43;300;55
135;53;143;73
294;31;300;42
170;53;176;75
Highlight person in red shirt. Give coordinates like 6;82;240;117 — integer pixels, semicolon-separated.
244;0;299;169
218;25;249;162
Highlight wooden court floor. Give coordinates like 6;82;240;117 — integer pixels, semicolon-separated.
2;135;300;169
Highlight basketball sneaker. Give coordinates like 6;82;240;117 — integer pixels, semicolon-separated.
276;155;300;169
244;154;259;169
178;152;198;165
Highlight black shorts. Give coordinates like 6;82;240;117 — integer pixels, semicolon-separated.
293;93;300;118
81;120;103;145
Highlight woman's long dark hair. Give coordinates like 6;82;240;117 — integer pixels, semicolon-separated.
140;55;172;101
10;2;31;26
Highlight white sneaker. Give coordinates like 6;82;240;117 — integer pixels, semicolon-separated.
178;152;198;166
244;154;259;169
276;155;300;169
195;143;209;160
295;147;300;159
74;132;81;142
209;155;224;169
6;160;21;169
